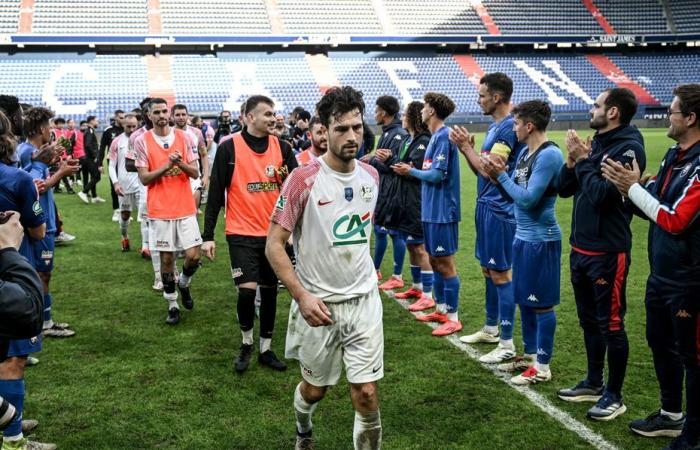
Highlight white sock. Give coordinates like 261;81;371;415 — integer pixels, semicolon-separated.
164;292;178;310
661;409;684;421
4;433;22;442
483;325;498;335
424;290;433;299
242;329;254;346
260;337;271;353
140;220;149;249
436;303;447;314
353;410;382;450
151;251;161;272
500;338;514;348
412;282;423;290
524;353;536;361
43;319;54;330
119;217;129;238
447;312;459;322
535;362;550;372
392;274;402;280
294;383;319;435
179;273;191;288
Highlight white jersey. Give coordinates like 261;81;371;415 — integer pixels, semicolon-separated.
272;157;379;302
108;133;141;194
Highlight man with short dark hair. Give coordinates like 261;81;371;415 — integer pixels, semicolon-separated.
213;110;233;145
393;92;462;337
202;95;297;374
296;116;327;166
77;115;103;204
172;104;209;209
602;84;700;448
267;86;383;450
100;109;125;220
369;95;409;291
556;87;646;421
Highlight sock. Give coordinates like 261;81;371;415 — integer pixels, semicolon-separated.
496;281;515;341
420;271;433;298
485;277;499;327
294;383;319;435
391;235;406;276
0;379;24;440
500;338;514;348
140;220;149;249
443;276;460;323
260;337;271;353
536;309;556;365
484;325;498;335
259;286;278;340
119;217;129;238
520;305;538;355
237;287;257;340
178;262;199;288
661;409;684;421
42;293;52;328
242;329;254;346
373;232;388;270
536;362;550;373
353;410;382;450
151;250;161;273
433;272;446;313
162;272;178;309
409;265;422;290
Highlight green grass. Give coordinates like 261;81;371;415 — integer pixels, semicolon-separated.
29;128;673;449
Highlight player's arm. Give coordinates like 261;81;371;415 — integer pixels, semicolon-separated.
266;223;332;327
558;164;578;198
449;125;485;176
17;177;46;241
495;149;563;210
201;139;235;259
137;162;172;185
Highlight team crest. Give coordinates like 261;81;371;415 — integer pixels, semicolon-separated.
436;154;446;162
231;267;243;279
265;165;276;178
344;187;353;202
680;163;692;178
360;184;373;202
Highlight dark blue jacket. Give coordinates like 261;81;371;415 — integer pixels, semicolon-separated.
370;118;409;228
638;140;700;286
559;124;646;253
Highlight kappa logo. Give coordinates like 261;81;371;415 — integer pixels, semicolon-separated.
595;278;608;285
537;348;549;356
622;149;636;159
394;135;402;140
436;245;446;253
676;309;692;319
417;144;426;151
231;268;243;279
500;320;512;327
331;212;371;246
488;258;496;265
527;294;539;302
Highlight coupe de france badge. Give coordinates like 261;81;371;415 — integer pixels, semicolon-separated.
344;187;354;202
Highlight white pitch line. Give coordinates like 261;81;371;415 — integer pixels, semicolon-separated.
391;295;620;450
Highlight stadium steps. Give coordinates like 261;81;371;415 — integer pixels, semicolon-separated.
147;0;162;33
586;54;660;105
19;0;33;33
582;0;615;34
453;54;485;88
305;53;340;93
145;55;176;105
472;2;500;35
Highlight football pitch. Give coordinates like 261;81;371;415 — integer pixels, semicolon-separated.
35;128;673;449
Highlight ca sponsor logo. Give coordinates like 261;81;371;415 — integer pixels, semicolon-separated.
231;267;243;279
331;212;371;246
33;201;43;216
275;195;287;211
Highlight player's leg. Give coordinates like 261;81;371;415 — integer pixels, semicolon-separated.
294;381;327;448
118;194;132;252
257;247;286;371
396;237;429;301
160;249;179;325
227;236;259;373
37;236;73;338
0;356;27;447
379;230;405;291
176;215;202;311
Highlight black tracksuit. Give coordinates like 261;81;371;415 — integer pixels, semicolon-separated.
370;118;409;231
558;124;646;398
99;125;123;209
81;126;100;197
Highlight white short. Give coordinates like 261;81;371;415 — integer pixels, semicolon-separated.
285;289;384;386
149;215;202;252
118;191;140;213
190;177;202;194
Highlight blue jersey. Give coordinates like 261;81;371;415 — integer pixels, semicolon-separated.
478;116;525;219
28;160;56;233
0;161;46;258
496;142;563;242
420;126;461;224
16;142;35;171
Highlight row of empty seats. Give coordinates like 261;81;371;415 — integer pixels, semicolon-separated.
2;52;697;123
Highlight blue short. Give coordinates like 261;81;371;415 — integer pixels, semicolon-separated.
397;231;424;245
7;336;42;357
374;224;398;236
475;203;516;271
423;222;458;257
512;238;561;308
32;234;55;273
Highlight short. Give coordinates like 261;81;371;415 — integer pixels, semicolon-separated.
226;235;277;286
118;191;140;213
285;290;384;386
423;222;458;256
397;230;424;245
475;202;516;271
374;224;397;236
512;238;561;307
7;335;42;357
31;234;55;273
190;177;202;194
149;215;202;252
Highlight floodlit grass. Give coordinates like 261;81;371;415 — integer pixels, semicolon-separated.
29;128;674;449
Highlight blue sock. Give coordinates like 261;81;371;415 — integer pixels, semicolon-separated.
433;272;445;304
43;293;52;324
520;305;538;355
421;271;433;297
373;232;388;270
410;265;421;286
0;379;24;438
496;281;515;341
485;277;498;327
391;235;406;276
536;310;557;365
443;276;461;321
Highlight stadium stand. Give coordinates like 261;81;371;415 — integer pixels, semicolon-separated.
160;0;271;35
0;0;19;34
667;0;700;34
481;0;603;35
277;0;383;35
595;0;670;34
383;0;486;35
31;0;149;35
